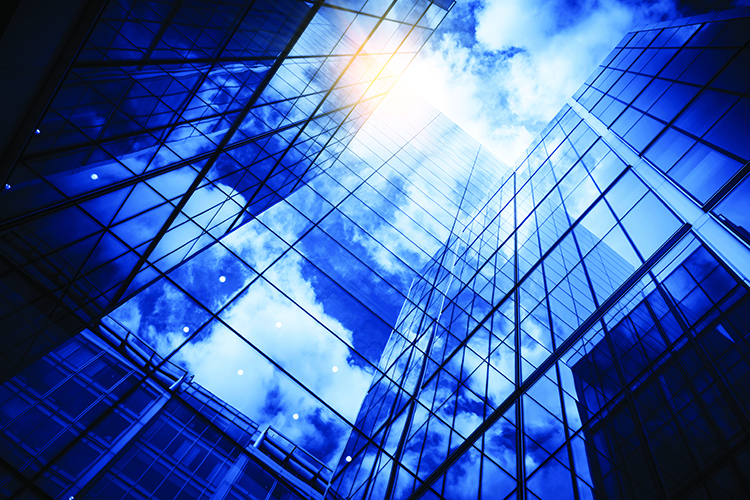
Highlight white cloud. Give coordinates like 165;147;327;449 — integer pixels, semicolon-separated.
163;231;374;464
400;0;682;164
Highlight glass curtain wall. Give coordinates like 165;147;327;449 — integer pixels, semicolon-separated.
0;327;333;500
329;10;750;500
0;0;451;381
103;84;508;466
574;8;750;245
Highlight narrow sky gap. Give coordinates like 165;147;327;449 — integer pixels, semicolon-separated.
402;0;750;163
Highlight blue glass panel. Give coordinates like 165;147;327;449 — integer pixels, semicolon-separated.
678;48;737;86
712;48;750;93
703;97;750;161
714;173;750;243
674;89;737;137
644;128;694;172
667;143;742;203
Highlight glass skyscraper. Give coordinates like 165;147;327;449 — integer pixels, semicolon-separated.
328;8;750;500
0;0;451;380
2;3;750;500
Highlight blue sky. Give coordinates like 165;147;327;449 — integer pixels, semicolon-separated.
402;0;750;163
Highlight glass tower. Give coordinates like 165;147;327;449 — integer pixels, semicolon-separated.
0;0;452;380
328;8;750;500
0;81;507;499
2;3;750;500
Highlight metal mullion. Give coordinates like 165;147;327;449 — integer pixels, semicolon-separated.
0;453;57;500
512;171;526;499
402;224;692;500
101;0;322;305
555;171;613;499
136;0;185;70
6;349;185;499
317;197;432;284
0;0;109;190
147;267;364;437
599;315;670;498
655;282;750;436
254;246;383;367
157;303;375;479
0;227;119;361
416;167;633;395
556;361;582;500
356;354;419;500
73;55;278;68
398;137;474;203
0;212;119;279
448;137;604;310
156;246;382;377
345;362;422;457
704;160;750;214
13;54;306;201
77;7;253;180
356;159;457;240
255;0;435;221
459;177;515;249
170;98;377;261
118;108;445;408
531;174;583;499
87;78;139;152
22;224;112;303
103;0;326;309
18;96;243;165
315;1;428;27
0;151;205;234
71;53;384;70
116;105;441;377
642;295;750;494
173;188;243;260
376;147;481;500
376;168;483;380
575;287;750;498
580;283;748;438
670;433;750;498
581;38;660;114
515;128;578;200
637;35;750;156
570;275;750;496
343;186;447;272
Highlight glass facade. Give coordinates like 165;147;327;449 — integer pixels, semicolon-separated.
0;0;452;380
0;327;334;500
1;4;750;500
328;9;750;500
574;8;750;241
102;84;506;463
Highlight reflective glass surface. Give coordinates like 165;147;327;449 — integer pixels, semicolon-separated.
574;10;750;215
2;5;750;500
0;0;451;380
104;85;508;464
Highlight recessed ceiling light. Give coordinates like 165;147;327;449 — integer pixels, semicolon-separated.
219;276;226;282
332;366;338;372
276;322;282;328
90;173;98;180
346;456;352;462
183;326;189;333
237;369;243;375
292;413;299;420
